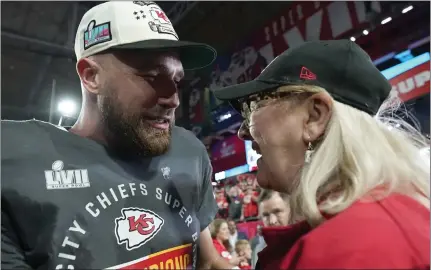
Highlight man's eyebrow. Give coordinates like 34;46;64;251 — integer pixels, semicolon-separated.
132;61;159;71
134;63;175;72
153;63;185;78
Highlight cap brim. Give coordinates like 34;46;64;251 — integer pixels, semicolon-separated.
213;79;281;112
113;39;217;70
213;79;280;101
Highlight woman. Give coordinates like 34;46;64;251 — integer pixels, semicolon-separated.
210;219;243;267
212;40;430;269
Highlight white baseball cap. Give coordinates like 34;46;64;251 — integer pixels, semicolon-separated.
74;1;217;70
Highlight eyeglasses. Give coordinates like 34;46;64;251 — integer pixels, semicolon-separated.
238;89;307;128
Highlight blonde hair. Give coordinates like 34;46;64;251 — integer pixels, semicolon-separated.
235;240;250;254
276;85;430;227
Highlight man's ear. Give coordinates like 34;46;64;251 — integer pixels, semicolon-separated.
76;57;103;95
303;92;333;142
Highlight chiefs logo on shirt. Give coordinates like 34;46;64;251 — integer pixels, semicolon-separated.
115;207;164;250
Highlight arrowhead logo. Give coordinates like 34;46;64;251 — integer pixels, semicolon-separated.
150;8;171;24
299;66;317;80
115;207;164;251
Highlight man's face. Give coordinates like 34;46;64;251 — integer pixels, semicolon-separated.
259;193;290;227
91;50;184;156
228;220;236;234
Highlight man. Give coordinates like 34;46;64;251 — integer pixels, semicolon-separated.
226;184;243;220
1;2;234;269
215;187;229;219
251;190;290;268
228;219;248;248
249;224;263;251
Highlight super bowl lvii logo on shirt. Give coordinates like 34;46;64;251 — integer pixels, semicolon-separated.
45;160;90;190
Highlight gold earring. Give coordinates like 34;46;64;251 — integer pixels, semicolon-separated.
305;137;314;163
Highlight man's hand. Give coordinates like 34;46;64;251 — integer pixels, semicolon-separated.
198;227;235;269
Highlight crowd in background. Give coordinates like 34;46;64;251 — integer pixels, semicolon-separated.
210;179;292;269
214;173;260;221
209;218;252;269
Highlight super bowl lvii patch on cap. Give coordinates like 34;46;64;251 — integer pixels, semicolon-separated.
83;20;112;50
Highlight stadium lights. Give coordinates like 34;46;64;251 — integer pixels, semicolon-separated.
352;6;412;44
58;99;77;117
381;17;392;25
402;5;413;14
57;99;78;126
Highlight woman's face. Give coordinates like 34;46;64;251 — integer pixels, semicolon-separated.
238;92;332;193
216;222;230;241
249;100;307;192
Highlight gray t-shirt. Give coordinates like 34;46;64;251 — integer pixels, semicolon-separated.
1;120;217;269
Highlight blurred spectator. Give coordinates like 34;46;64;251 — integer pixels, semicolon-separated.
226;185;243;220
240;185;259;221
227;218;248;248
252;190;290;268
235;240;252;269
210;219;243;266
250;224;263;252
215;187;229;218
214;173;261;220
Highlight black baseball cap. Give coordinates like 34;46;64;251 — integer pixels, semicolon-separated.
212;40;392;115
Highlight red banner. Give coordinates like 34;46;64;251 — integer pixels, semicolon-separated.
206;2;385;93
237;220;263;239
211;135;247;173
251;2;379;65
390;62;430;102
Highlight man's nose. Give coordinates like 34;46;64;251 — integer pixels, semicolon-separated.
269;213;278;226
238;121;252;141
158;92;180;109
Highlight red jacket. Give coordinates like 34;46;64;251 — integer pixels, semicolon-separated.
212;238;232;261
258;194;430;269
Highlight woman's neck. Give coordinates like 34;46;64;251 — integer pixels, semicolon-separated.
216;237;225;245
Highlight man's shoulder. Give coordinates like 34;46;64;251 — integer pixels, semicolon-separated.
2;119;40;139
2;119;64;133
1;119;61;156
171;126;207;154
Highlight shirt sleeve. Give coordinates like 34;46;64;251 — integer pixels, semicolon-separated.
1;209;32;269
196;149;218;232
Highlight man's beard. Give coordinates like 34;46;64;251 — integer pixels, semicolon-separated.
99;90;172;158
